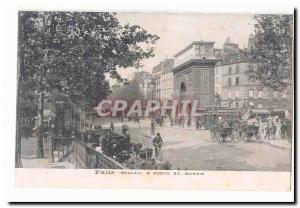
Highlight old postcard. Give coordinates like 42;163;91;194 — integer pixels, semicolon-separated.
15;11;294;193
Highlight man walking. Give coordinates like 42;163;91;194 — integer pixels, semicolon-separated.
153;132;163;158
271;123;277;140
151;119;155;135
264;123;270;140
110;121;114;133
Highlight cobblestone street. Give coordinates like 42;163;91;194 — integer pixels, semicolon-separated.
110;119;292;171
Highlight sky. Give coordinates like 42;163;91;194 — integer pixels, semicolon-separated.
110;12;255;84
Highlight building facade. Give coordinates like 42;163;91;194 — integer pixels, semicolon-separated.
152;62;162;99
221;61;291;115
172;41;218;108
215;62;222;96
160;59;174;100
132;71;151;99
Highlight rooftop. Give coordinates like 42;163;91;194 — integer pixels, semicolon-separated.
174;41;215;57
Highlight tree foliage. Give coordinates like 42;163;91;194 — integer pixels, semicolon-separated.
248;14;293;91
17;11;159;158
108;80;144;101
18;11;159;107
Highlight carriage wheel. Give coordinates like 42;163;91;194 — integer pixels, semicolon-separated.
216;132;224;143
241;132;248;143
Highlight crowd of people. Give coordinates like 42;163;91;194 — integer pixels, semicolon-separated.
248;116;292;141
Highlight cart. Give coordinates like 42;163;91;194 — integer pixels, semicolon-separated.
211;126;234;143
239;125;260;143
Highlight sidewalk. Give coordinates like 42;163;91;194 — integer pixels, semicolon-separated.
22;157;74;168
20;136;74;168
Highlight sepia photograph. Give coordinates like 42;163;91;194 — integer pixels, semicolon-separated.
15;11;294;174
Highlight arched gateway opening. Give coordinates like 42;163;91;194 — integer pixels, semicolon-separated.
179;82;186;98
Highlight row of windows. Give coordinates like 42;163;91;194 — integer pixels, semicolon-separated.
161;90;173;99
228;65;240;75
227;91;240;99
195;44;212;56
227;77;239;86
227;101;263;109
248;90;287;98
161;79;173;90
223;89;288;100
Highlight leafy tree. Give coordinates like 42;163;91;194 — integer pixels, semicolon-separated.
248;14;293;91
17;11;159;159
108;80;144;101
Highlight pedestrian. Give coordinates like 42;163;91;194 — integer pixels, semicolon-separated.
153;132;163;158
110;121;114;133
280;121;287;140
151;119;155;135
264;123;270;140
196;119;200;130
87;132;92;144
271;123;277;140
187;118;191;128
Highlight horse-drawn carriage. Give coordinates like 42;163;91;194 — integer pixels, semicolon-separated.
212;126;235;143
209;109;260;143
239;124;260;142
101;133;132;163
199;109;241;130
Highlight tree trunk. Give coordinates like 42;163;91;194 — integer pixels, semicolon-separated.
15;133;22;168
36;89;44;158
15;38;23;168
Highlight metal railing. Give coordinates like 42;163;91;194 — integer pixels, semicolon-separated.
73;139;126;169
52;137;73;162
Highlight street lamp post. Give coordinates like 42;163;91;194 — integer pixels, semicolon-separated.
148;79;155;135
48;117;55;163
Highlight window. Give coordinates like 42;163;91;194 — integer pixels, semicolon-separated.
228;78;232;87
248;64;254;73
235;91;240;98
258;90;263;98
282;92;287;98
258;104;263;109
249;102;254;107
273;91;277;98
195;44;201;55
205;46;210;54
228;92;232;99
236;65;240;74
249;90;254;98
236;101;239;108
236;77;239;86
228;67;232;75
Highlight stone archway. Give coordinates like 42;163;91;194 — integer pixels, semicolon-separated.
179;82;186;98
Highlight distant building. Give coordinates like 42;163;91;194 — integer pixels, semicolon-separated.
132;71;151;99
152;62;162;100
215;62;222;96
160;59;174;100
143;74;153;100
172;41;218;109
